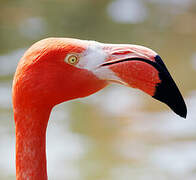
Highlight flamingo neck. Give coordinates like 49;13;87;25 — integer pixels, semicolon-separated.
14;105;52;180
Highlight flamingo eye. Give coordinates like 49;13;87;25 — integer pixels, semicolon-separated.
65;54;79;65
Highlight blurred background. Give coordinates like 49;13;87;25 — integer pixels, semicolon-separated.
0;0;196;179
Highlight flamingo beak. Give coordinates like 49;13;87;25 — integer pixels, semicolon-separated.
95;44;187;118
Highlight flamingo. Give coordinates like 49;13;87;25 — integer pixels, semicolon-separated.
12;38;187;180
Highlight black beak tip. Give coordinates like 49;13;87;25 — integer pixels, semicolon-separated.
171;98;187;118
153;55;187;119
153;83;187;119
180;107;187;119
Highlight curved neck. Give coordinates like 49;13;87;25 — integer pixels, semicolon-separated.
14;105;51;180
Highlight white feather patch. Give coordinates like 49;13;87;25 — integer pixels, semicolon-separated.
76;40;126;85
76;41;106;70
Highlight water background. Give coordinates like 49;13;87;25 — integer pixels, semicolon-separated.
0;0;196;179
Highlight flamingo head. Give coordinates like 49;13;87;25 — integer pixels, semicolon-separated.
13;38;187;118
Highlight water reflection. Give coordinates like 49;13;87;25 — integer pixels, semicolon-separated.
0;0;196;179
107;0;148;24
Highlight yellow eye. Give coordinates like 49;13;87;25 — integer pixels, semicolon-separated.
66;54;79;65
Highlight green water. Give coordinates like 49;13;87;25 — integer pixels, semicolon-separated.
0;0;196;179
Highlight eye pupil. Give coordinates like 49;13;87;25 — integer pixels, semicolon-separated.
66;55;78;65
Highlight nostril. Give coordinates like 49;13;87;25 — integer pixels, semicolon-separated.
111;50;133;56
